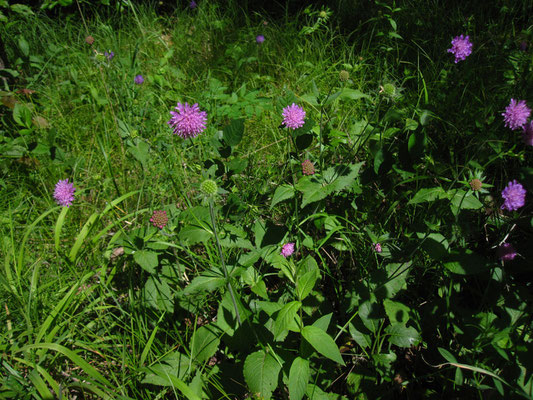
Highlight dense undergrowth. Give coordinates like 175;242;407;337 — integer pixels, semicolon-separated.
1;0;532;399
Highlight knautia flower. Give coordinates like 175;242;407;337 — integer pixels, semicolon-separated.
150;210;168;229
282;103;306;130
373;243;382;253
168;102;207;139
256;35;265;44
497;243;517;261
105;51;114;61
469;178;482;191
301;159;315;175
447;34;473;63
501;180;526;211
522;121;533;146
502;99;531;130
54;179;76;207
85;35;94;45
281;242;295;258
189;0;197;8
134;75;144;85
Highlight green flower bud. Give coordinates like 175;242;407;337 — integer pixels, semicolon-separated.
200;179;218;197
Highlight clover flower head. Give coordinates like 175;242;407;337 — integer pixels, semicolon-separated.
134;75;144;84
501;180;526;211
282;103;306;130
168;102;207;139
301;159;315;175
497;243;517;262
447;34;473;63
256;35;265;44
522;121;533;146
54;179;76;207
150;210;168;229
502;99;531;130
281;242;295;258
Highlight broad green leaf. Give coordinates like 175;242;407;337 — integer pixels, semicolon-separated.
296;269;319;301
289;357;310;400
13;102;32;128
184;272;225;295
273;301;301;340
18;36;30;57
382;262;410;299
190;325;220;364
444;249;487;275
419;232;449;260
338;88;371;101
141;362;200;399
243;350;281;399
349;322;372;349
385;324;420;347
408;187;447;204
323;163;364;193
383;299;411;325
450;189;483;213
223;118;245;146
134;250;158;274
358;300;382;333
178;225;213;245
271;184;295;209
301;325;344;365
295;178;328;208
144;276;173;312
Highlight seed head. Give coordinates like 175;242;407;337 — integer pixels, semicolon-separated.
339;70;350;82
200;179;218;197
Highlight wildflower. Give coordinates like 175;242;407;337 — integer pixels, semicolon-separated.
373;243;382;253
497;243;517;261
256;35;265;44
189;0;197;8
105;51;114;61
200;179;218;197
301;159;315;175
522;121;533;146
447;34;473;63
469;179;482;191
501;180;526;211
168;102;207;139
85;35;94;45
282;103;306;130
134;75;144;85
54;179;76;207
150;210;168;229
339;70;350;82
281;242;295;258
502;99;531;130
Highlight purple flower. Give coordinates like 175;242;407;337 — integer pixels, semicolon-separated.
447;34;473;63
150;210;168;229
105;51;114;61
54;179;76;207
282;103;306;130
497;243;517;261
373;243;382;253
281;242;295;258
256;35;265;44
501;180;526;211
168;102;207;139
134;75;144;85
523;121;533;146
189;0;197;8
301;159;315;175
502;99;531;130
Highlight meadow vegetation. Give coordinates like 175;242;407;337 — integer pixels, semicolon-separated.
1;0;532;398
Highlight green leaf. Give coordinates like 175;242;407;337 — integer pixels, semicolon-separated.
184;270;225;295
178;224;212;245
296;269;319;301
223;118;245;146
271;184;295;209
295;177;328;208
128;140;150;167
382;262;410;299
408;187;447;204
444;249;487;275
13;102;32;128
273;301;301;340
18;36;30;57
419;232;449;260
323;163;364;193
190;325;220;364
301;325;344;365
144;276;173;312
134;250;158;273
437;347;457;363
358;301;382;333
348;322;372;349
289;357;310;400
450;189;483;211
338;88;371;101
383;299;411;325
385;324;420;347
243;350;281;399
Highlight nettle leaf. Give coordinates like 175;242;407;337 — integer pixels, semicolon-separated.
289;357;310;400
444;249;487;275
243;350;281;399
385;324;420;347
301;325;344;365
190;325;220;364
134;250;158;273
408;187;448;204
271;184;295;209
273;301;301;340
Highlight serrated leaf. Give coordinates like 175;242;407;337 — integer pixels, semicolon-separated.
273;301;301;340
289;357;310;400
190;325;220;364
243;350;281;399
134;250;158;273
271;184;295;209
301;325;344;365
385;324;420;347
450;190;483;211
408;187;447;204
295;177;328;208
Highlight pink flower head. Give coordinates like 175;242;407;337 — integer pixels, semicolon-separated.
301;159;315;175
282;103;306;130
281;242;295;258
134;74;144;84
522;121;533;146
189;0;197;8
54;179;76;207
502;99;531;130
447;35;473;63
256;35;265;44
373;243;382;253
168;102;207;139
497;243;517;261
501;180;526;211
150;210;168;229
